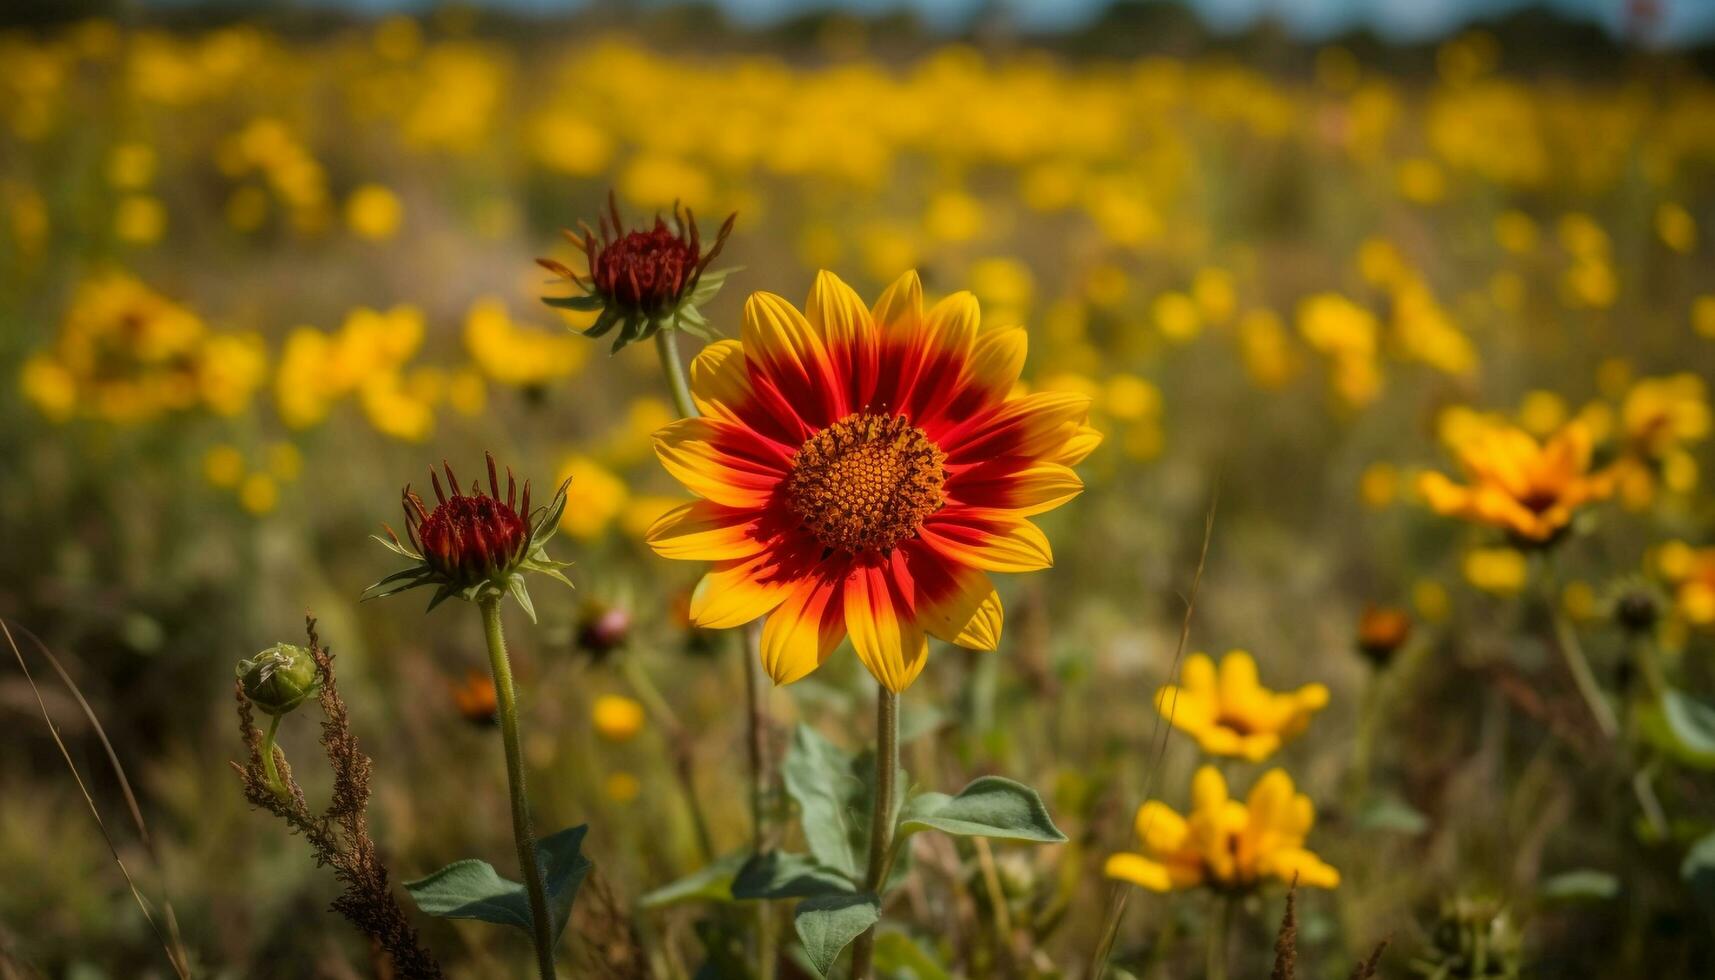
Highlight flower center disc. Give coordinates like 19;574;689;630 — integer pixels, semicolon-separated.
787;412;947;555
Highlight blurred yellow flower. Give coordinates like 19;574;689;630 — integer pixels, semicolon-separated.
203;444;246;488
1359;462;1399;509
1462;547;1528;595
604;771;642;804
463;297;587;387
556;455;627;539
238;473;278;515
1419;420;1614;543
1655;202;1696;254
107;142;156;189
1154;651;1329;762
592;695;645;742
1105;766;1338;893
1694;296;1715;340
1153;291;1202;344
115;194;166;244
345;183;402;240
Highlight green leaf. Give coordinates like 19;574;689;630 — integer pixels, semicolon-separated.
1682;831;1715;906
405;825;591;943
872;930;952;980
1539;869;1620;902
1638;688;1715;769
783;724;866;879
897;776;1066;844
1355;796;1430;835
638;850;747;909
793;892;879;977
731;850;854;900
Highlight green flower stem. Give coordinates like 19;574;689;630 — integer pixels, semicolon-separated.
1548;603;1619;740
655;328;697;420
849;687;899;980
1350;668;1382;805
479;597;557;980
260;714;287;798
1206;893;1233;980
1536;559;1618;740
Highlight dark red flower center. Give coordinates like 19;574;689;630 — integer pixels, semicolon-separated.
593;220;698;313
787;413;946;555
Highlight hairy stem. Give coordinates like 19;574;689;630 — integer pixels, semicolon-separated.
849;688;899;979
480;597;557;980
655;328;697;420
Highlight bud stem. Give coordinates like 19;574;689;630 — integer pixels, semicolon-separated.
655;328;697;421
479;596;557;980
261;714;287;799
1206;892;1233;980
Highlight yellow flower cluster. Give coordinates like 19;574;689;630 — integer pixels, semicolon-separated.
1105;766;1339;893
276;304;483;441
21;272;265;423
202;441;303;516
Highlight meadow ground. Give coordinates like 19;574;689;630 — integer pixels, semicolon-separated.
2;9;1715;979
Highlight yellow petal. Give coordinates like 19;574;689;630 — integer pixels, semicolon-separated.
871;269;923;331
955;460;1083;517
689;339;752;423
1135;800;1188;854
964;326;1028;404
760;578;845;686
1191;765;1229;814
922;290;980;362
688;556;797;630
652;417;784;509
914;559;1003;650
921;512;1053;572
1103;853;1175;892
646;500;765;561
844;563;929;693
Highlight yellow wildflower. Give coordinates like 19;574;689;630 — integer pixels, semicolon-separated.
1105;766;1338;893
1419;420;1614;543
1154;651;1329;761
592;695;645;742
345;183;403;240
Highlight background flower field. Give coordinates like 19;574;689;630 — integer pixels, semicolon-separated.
3;4;1714;977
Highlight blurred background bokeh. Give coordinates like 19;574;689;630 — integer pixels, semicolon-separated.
4;1;1715;977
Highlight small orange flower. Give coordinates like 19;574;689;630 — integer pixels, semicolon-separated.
646;270;1099;692
451;669;498;726
1418;420;1614;543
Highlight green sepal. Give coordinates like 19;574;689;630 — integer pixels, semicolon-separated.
542;293;606;312
404;824;592;943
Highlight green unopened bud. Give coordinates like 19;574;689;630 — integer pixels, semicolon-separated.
237;643;319;716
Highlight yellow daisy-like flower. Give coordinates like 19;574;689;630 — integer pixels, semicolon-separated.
1105;766;1339;893
646;270;1100;693
1417;420;1614;544
1154;651;1329;761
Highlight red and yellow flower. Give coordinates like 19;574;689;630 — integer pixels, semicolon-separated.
646;270;1099;692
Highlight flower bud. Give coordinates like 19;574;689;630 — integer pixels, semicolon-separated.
237;643;319;716
1615;588;1660;633
576;600;632;660
1356;604;1412;667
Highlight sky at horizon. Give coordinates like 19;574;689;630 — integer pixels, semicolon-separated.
240;0;1715;45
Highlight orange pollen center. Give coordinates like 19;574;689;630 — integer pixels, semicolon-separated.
787;412;947;555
